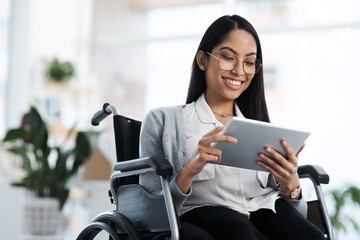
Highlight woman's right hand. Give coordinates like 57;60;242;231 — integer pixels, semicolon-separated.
176;126;237;194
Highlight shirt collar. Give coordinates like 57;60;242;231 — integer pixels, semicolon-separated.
194;93;244;124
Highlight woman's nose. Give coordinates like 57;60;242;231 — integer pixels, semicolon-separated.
231;61;245;75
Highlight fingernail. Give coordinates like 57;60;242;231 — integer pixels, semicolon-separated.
265;147;271;153
282;140;287;146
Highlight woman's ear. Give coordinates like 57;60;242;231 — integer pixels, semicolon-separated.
196;50;208;71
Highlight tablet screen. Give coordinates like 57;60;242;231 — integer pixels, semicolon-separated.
214;117;310;171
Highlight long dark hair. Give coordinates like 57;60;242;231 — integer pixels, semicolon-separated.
186;15;270;123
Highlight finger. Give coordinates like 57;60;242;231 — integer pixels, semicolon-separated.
198;145;222;159
263;146;293;172
257;160;283;180
198;151;220;163
258;152;289;177
203;126;224;138
280;140;297;164
261;147;299;181
295;143;306;158
199;134;237;146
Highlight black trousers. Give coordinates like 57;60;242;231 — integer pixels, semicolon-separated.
179;198;325;240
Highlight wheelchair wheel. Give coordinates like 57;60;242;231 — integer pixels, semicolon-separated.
92;211;141;240
76;222;120;240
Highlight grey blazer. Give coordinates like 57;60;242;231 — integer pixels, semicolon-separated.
139;105;307;217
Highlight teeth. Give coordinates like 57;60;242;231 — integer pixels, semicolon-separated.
225;78;242;86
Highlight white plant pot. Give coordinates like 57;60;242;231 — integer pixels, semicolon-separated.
24;197;61;236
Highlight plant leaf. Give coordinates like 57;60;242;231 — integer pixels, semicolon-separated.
328;185;360;236
54;147;72;187
26;170;45;197
346;216;360;232
57;187;70;210
11;182;27;188
333;219;347;233
7;146;32;172
71;131;99;174
347;186;360;204
330;190;344;212
28;106;50;160
3;128;28;141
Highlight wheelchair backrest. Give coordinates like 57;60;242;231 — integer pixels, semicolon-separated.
113;115;142;185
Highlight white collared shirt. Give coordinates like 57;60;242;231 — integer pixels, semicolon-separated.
180;94;279;216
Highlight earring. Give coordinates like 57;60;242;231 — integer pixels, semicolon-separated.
201;65;205;70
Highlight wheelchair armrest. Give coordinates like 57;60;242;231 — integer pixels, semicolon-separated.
113;156;173;177
298;165;329;185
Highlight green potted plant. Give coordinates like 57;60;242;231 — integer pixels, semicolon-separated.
46;57;75;83
328;185;360;238
2;106;99;235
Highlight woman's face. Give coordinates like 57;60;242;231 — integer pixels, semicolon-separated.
203;28;257;103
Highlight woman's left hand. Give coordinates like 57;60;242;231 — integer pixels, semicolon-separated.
257;140;305;196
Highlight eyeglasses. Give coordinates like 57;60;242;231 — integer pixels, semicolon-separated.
205;51;262;74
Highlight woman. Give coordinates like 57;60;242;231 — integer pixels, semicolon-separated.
139;15;324;240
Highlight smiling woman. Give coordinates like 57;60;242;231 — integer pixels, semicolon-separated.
139;15;325;240
196;29;259;120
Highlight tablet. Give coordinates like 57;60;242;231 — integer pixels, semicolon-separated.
214;117;310;172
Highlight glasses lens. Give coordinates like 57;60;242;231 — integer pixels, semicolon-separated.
244;59;261;74
219;58;236;71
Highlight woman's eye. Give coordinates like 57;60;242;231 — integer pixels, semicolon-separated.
245;60;255;66
221;55;235;61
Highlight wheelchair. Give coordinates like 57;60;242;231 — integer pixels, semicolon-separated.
76;103;334;240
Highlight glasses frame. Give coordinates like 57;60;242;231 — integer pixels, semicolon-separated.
205;51;262;74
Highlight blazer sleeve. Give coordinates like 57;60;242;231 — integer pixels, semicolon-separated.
284;195;308;218
139;108;190;214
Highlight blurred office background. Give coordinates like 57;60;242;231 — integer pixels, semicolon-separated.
0;0;360;239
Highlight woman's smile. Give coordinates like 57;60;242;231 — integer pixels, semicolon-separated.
223;76;245;90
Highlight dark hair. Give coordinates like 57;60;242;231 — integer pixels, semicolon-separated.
186;15;270;123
